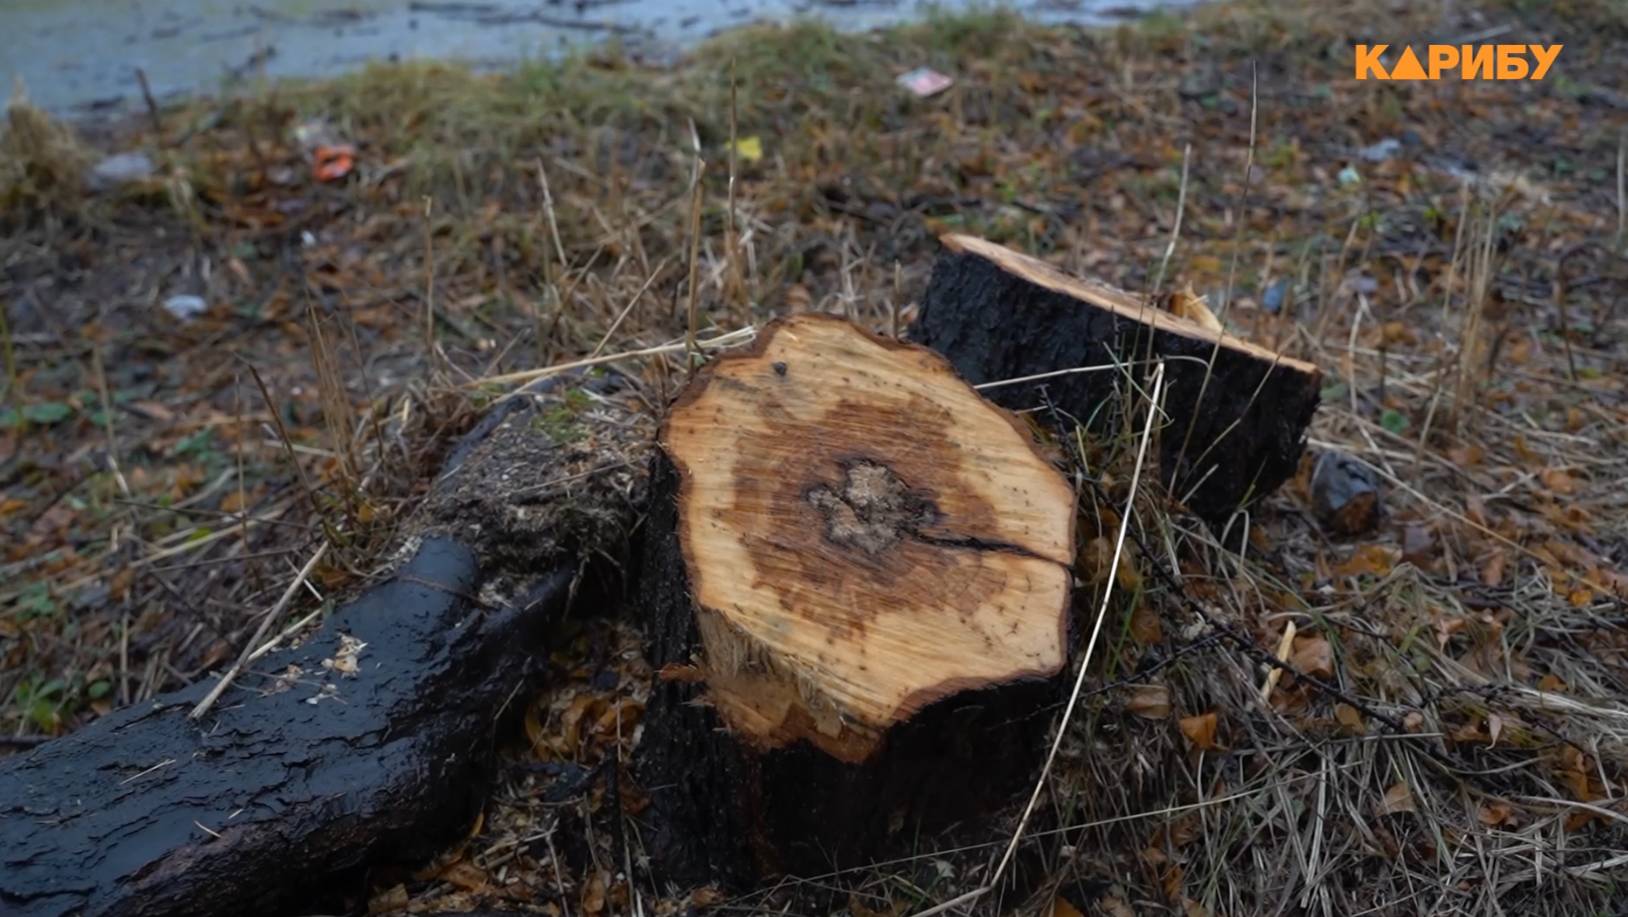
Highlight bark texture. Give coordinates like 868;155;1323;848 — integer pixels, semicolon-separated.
0;538;569;917
913;234;1322;524
0;373;650;916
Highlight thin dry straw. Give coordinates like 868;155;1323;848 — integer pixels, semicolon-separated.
189;541;330;719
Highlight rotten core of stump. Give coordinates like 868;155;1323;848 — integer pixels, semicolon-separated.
660;313;1076;763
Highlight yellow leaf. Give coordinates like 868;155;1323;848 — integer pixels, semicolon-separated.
1179;711;1220;751
732;135;763;163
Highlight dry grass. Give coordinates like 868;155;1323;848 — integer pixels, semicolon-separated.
3;0;1627;913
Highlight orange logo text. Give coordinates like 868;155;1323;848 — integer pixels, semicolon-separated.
1354;44;1561;81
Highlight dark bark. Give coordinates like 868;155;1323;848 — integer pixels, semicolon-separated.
0;373;650;916
0;538;571;917
635;455;1060;887
912;236;1322;524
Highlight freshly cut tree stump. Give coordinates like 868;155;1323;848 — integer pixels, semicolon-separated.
638;314;1076;884
913;234;1322;524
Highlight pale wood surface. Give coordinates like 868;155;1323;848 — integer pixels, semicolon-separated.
663;314;1074;762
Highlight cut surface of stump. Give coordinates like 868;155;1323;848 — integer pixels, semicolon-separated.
640;313;1075;882
914;234;1322;524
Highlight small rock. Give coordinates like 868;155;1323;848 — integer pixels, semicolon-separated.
162;294;208;321
1402;524;1435;568
1311;451;1381;535
1337;165;1362;187
88;151;155;190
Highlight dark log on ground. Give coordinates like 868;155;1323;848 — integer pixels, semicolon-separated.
913;234;1322;524
0;374;651;917
636;314;1075;885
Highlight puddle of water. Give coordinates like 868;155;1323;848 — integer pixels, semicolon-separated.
1;0;1188;115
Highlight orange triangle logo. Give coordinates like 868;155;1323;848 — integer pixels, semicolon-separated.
1389;47;1427;80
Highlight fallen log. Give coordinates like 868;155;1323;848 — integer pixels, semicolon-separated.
913;234;1322;524
0;374;650;917
637;314;1076;884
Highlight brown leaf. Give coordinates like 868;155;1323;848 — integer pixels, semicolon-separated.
1479;800;1516;827
1540;467;1577;495
582;871;607;915
1129;602;1163;645
1481;550;1508;587
1126;684;1171;719
442;860;488;893
1446;444;1483;467
1538;673;1566;693
1098;897;1136;917
367;883;409;915
689;887;726;909
1051;895;1085;917
1334;702;1365;733
1179;711;1220;751
1378;781;1416;816
1290;635;1334;680
1333;544;1395;579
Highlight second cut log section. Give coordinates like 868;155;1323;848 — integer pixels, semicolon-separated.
638;314;1075;883
914;234;1322;524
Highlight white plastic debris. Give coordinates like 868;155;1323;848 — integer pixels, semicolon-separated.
896;67;954;97
88;152;155;190
1359;137;1403;162
162;294;208;321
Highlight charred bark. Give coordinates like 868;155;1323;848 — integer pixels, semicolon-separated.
0;373;651;916
0;538;568;917
913;234;1322;524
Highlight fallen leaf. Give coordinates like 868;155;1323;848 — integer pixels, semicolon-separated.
1446;443;1483;467
1335;702;1365;733
1051;895;1084;917
1538;673;1566;693
367;883;409;914
1179;711;1220;751
441;860;488;892
1540;467;1577;495
1129;602;1162;644
1333;544;1395;578
731;135;764;163
1378;781;1416;815
1478;800;1516;827
1290;635;1334;680
689;887;725;909
582;871;607;915
1126;684;1171;718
